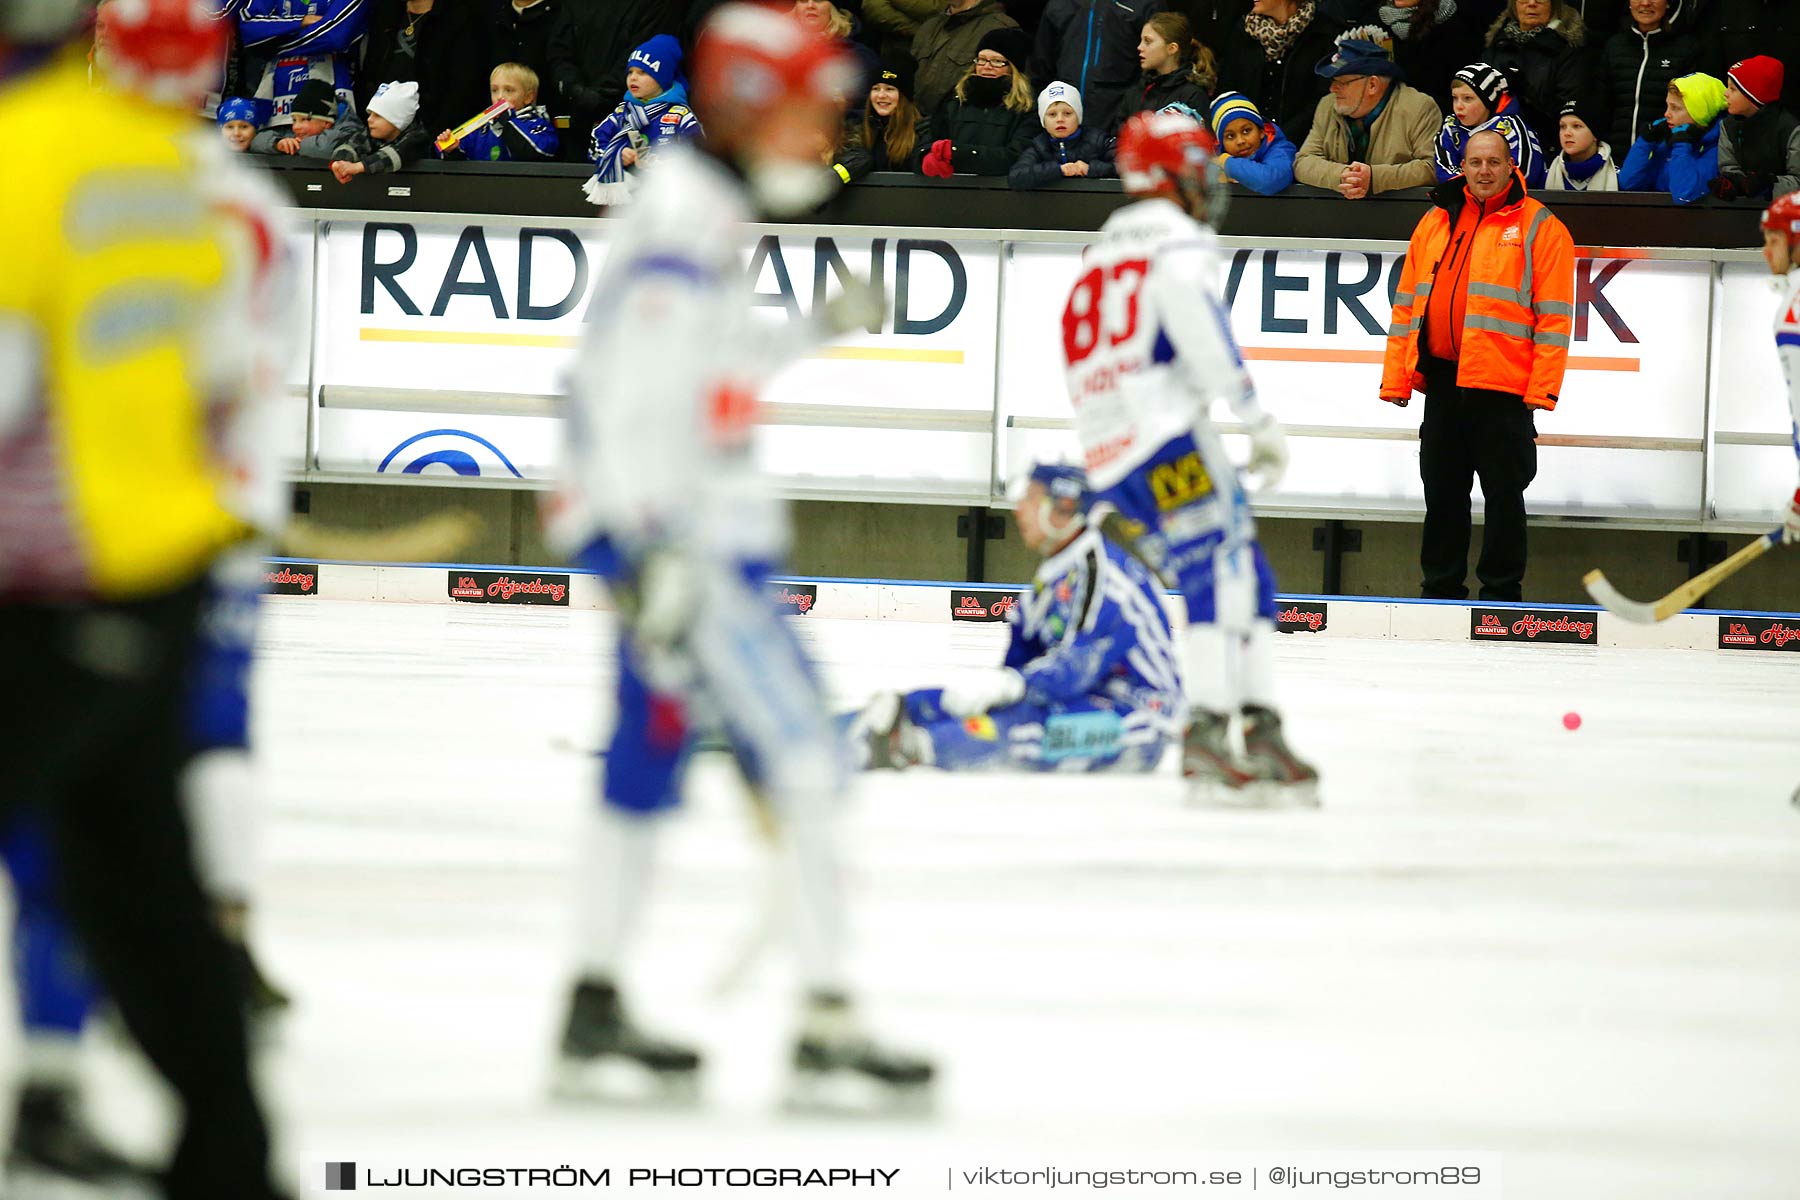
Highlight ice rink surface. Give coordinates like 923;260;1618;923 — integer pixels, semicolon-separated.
167;600;1800;1196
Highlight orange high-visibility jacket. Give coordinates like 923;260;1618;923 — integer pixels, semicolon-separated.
1381;173;1575;410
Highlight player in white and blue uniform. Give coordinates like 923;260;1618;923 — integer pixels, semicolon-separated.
1059;110;1319;805
1760;191;1800;545
545;4;931;1110
851;464;1183;774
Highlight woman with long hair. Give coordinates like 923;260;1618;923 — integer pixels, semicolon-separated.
1216;0;1345;146
837;53;933;179
920;27;1035;177
1114;12;1218;130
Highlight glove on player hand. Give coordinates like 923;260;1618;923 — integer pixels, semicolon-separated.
630;551;700;655
1784;488;1800;545
941;668;1025;717
820;274;886;336
1244;413;1289;491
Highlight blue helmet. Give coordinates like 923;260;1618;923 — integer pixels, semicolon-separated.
1026;462;1089;509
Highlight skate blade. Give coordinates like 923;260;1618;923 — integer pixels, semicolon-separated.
1186;778;1320;810
550;1056;701;1109
782;1071;935;1120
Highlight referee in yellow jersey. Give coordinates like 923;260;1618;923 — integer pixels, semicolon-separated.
0;4;288;1196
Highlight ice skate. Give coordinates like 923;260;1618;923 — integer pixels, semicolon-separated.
551;980;701;1106
7;1083;152;1190
850;692;905;770
229;938;293;1023
1181;709;1259;806
1240;705;1321;808
784;992;934;1117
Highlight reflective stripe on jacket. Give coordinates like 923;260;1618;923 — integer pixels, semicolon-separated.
1381;171;1575;410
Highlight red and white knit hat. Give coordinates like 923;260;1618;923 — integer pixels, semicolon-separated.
1727;56;1784;107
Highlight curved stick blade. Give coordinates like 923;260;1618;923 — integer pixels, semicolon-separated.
1582;569;1657;625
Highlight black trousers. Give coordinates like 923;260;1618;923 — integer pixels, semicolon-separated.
0;585;282;1199
1418;360;1539;602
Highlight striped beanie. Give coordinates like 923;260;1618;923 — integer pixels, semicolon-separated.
1454;63;1510;112
1208;90;1262;136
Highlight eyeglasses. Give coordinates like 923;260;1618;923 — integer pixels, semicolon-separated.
972;55;1010;70
1326;73;1369;89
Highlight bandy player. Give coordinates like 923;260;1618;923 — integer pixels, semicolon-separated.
1760;191;1800;546
1058;110;1319;805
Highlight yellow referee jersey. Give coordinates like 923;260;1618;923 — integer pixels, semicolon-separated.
0;51;247;600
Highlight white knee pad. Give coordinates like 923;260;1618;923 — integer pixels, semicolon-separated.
180;747;258;903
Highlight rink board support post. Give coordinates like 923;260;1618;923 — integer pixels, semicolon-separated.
1312;520;1362;596
957;508;1005;584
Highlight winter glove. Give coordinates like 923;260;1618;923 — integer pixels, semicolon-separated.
626;551;700;657
921;139;955;178
820;274;886;336
940;668;1025;717
1640;117;1672;144
1243;412;1289;490
1784;487;1800;545
1670;122;1707;146
1738;170;1773;198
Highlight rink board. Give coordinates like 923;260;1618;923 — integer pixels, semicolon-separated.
262;559;1800;654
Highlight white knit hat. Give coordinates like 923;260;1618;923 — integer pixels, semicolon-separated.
366;80;421;132
1037;81;1083;128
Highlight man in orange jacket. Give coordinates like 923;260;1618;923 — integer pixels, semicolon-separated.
1381;129;1575;601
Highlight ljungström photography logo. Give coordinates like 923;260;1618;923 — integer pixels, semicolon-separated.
326;1161;356;1190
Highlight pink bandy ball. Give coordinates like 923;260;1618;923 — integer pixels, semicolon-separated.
1562;712;1581;731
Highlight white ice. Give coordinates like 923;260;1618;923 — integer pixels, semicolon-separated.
67;601;1800;1197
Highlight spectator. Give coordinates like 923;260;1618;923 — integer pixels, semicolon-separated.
1381;128;1575;602
1009;79;1117;186
218;95;258;152
1210;88;1299;190
835;51;933;179
250;78;345;154
440;62;560;160
1032;0;1167;133
1599;0;1707;164
911;0;1020;115
1217;0;1344;147
1483;0;1589;155
1293;29;1439;195
329;78;433;180
545;3;666;161
1568;0;1624;41
1381;0;1485;114
1714;0;1799;114
1710;56;1800;202
862;0;940;57
237;0;369;127
1185;0;1253;51
356;0;489;139
1619;71;1723;202
490;0;558;86
584;35;702;204
1435;62;1545;185
922;27;1037;176
1114;12;1217;130
1544;93;1618;187
795;1;882;113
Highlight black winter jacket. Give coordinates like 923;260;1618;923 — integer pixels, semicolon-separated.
1112;66;1212;131
1031;0;1169;134
1216;8;1344;149
934;97;1037;175
357;0;490;139
1598;4;1710;161
1485;16;1592;157
1714;0;1800;114
543;0;665;161
837;111;935;178
488;0;558;85
1008;127;1118;187
1385;8;1485;116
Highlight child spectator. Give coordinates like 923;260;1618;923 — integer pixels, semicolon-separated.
328;79;432;182
441;62;559;162
1544;95;1618;189
584;35;702;204
1709;56;1800;202
922;26;1035;178
1009;80;1116;189
834;53;933;181
1620;71;1724;204
1113;12;1217;131
1435;63;1546;186
1209;90;1298;194
218;96;259;153
250;78;344;156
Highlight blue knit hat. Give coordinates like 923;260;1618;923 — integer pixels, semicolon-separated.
628;34;683;91
217;96;258;127
1208;91;1262;136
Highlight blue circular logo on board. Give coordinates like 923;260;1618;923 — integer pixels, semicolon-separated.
377;429;524;478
